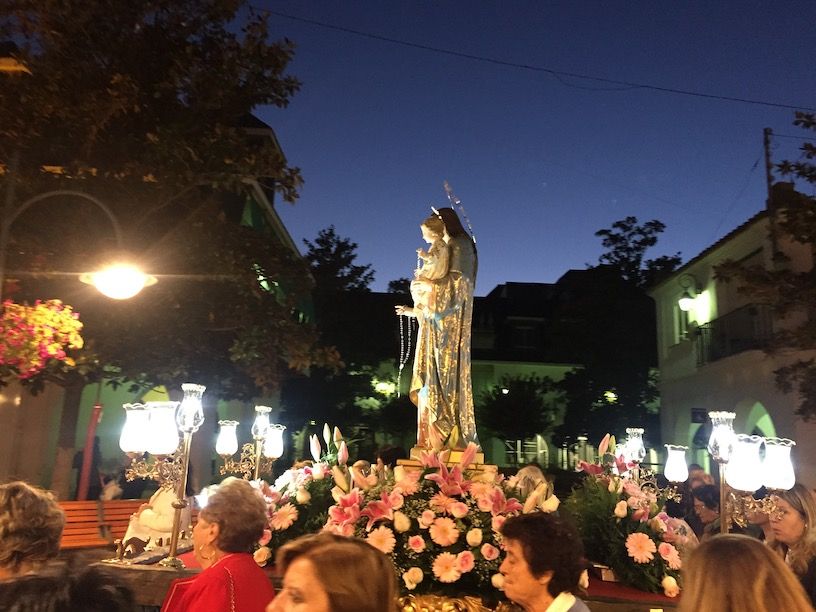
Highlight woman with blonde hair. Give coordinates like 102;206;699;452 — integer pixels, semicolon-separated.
161;478;274;612
268;532;397;612
771;483;816;605
0;481;65;579
679;534;814;612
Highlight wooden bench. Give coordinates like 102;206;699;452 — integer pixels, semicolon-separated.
58;501;109;549
101;499;144;542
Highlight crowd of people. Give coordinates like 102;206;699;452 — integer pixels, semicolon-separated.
3;467;816;612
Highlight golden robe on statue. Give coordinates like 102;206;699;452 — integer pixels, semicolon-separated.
410;232;480;450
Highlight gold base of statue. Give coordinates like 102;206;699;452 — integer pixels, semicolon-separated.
398;455;496;479
407;447;485;464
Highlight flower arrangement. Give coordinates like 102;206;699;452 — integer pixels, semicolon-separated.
323;442;560;600
0;299;83;379
563;434;682;597
253;424;346;566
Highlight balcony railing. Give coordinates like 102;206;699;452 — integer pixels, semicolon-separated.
696;304;773;366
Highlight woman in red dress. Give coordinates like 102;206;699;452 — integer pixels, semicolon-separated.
162;478;274;612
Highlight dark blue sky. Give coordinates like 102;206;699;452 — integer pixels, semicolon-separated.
256;2;815;295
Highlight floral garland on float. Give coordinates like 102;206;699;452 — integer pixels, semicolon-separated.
563;434;684;597
252;424;347;566
323;441;560;606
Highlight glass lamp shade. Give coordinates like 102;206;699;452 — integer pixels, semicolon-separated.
625;428;646;463
119;403;150;454
707;411;736;463
177;383;206;433
678;291;695;312
145;401;180;455
216;420;240;456
762;437;796;490
724;434;764;492
251;406;272;441
262;424;286;459
664;445;689;483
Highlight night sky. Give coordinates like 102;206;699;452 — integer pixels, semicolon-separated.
254;2;816;296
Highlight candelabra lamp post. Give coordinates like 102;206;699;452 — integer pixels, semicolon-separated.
117;383;206;569
705;411;796;534
160;383;206;569
706;411;736;534
216;405;286;480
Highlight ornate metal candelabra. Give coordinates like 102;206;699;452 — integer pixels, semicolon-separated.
216;405;286;480
117;383;206;569
662;414;796;533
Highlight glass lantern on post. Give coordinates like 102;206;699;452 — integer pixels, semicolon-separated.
664;445;689;483
707;411;736;534
120;402;182;486
160;383;206;569
217;406;286;480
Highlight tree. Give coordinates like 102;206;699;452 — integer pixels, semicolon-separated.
387;277;412;298
594;217;682;288
303;226;375;294
0;1;334;495
716;112;816;420
477;376;560;451
553;221;672;445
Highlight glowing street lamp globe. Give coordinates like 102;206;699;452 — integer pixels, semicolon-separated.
80;263;157;300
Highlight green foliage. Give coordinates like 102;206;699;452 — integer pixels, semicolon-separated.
476;375;559;443
0;1;341;400
594;217;682;289
562;445;682;594
303;226;375;294
0;0;302;198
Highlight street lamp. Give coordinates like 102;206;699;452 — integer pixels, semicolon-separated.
0;186;156;301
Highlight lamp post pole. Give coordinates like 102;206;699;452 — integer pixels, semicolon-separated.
0;187;126;302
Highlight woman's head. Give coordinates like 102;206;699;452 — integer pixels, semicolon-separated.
434;207;469;240
0;481;65;577
499;512;586;605
692;484;720;525
679;534;813;612
196;478;267;557
770;482;816;573
271;533;396;612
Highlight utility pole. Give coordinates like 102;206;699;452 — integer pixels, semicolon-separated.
763;128;781;264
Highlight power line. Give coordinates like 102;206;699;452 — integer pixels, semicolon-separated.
257;6;816;112
774;132;815;141
709;152;762;243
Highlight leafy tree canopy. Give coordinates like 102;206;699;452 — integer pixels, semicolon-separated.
476;375;560;445
303;226;375;294
0;1;339;400
593;216;682;288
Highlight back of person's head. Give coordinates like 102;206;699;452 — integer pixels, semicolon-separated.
515;465;547;498
200;477;267;553
0;482;65;576
679;534;813;612
500;512;586;597
687;468;714;489
0;566;135;612
276;533;396;612
691;484;720;510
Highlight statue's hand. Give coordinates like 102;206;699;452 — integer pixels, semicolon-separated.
395;305;416;317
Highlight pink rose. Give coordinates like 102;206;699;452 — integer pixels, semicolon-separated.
408;535;427;553
258;529;272;546
457;550;475;573
450;502;469;518
481;543;500;561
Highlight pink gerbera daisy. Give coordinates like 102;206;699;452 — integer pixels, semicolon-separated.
432;552;462;583
625;532;657;564
366;526;396;554
429;517;460;547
